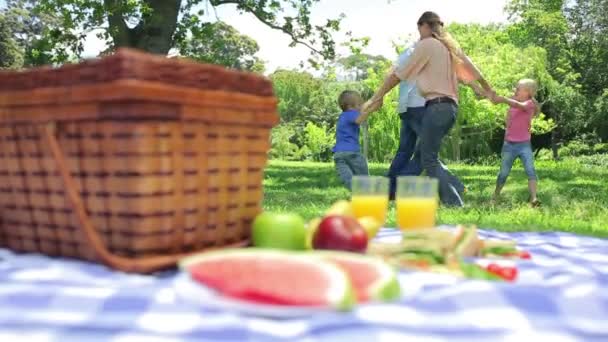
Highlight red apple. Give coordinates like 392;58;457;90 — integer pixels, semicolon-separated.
312;215;368;253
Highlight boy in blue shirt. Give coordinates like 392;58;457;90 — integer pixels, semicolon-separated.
333;90;369;189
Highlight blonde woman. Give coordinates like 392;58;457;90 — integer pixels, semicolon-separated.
360;11;494;207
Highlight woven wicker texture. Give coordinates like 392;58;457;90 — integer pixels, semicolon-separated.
0;49;278;273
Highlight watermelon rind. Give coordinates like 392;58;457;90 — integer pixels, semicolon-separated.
178;249;356;310
312;251;401;302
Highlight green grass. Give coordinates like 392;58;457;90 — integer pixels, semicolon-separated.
262;158;608;237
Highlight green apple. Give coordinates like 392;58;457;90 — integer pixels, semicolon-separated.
252;212;307;250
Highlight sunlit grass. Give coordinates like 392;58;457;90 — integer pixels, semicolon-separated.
262;158;608;237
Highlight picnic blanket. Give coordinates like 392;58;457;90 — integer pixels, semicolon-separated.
1;226;608;342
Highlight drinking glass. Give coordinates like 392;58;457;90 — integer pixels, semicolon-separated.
351;176;389;224
396;176;439;230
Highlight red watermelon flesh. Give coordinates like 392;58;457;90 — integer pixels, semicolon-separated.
181;250;355;309
319;252;401;302
329;258;377;301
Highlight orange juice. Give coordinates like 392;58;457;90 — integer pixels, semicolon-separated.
396;197;438;230
351;195;388;223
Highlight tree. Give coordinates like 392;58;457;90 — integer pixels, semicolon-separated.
506;0;573;83
0;13;24;69
566;0;608;97
505;0;595;150
271;70;324;125
34;0;344;64
337;53;388;81
177;21;264;72
1;0;62;66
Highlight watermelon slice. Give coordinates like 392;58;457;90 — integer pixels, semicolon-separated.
178;249;355;310
315;251;401;302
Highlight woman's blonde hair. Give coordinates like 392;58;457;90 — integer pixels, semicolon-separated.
518;79;538;96
417;12;462;64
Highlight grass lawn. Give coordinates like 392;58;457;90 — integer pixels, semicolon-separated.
262;158;608;238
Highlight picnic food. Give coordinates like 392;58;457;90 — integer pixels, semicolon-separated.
368;225;530;281
484;263;518;281
0;49;278;273
252;212;307;250
480;240;532;259
451;225;481;257
316;251;401;302
326;200;355;217
313;215;368;253
179;249;355;309
305;217;322;249
357;216;383;239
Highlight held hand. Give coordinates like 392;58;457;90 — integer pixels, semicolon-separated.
490;92;503;105
362;97;384;114
471;86;486;99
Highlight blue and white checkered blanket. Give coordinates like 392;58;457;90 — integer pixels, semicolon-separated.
1;227;608;342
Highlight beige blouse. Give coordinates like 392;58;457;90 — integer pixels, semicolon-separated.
394;37;480;104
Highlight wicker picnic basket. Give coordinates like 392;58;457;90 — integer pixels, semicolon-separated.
0;48;278;273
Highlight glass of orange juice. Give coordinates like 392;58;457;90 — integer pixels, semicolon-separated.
351;176;389;224
396;176;439;230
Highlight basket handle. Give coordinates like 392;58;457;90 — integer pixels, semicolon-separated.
43;124;193;273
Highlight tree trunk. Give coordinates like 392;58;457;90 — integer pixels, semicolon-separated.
105;0;181;55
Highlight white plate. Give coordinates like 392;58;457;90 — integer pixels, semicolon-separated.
172;272;340;318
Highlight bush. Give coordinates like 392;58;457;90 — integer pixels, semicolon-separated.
575;154;608;168
560;133;607;157
560;140;592;156
593;143;608;154
303;122;335;162
270;124;300;160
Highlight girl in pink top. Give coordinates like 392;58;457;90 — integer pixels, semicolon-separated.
486;79;540;206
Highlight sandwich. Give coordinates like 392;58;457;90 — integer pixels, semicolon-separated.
450;225;480;258
401;229;454;249
479;239;531;259
368;239;447;270
395;239;446;269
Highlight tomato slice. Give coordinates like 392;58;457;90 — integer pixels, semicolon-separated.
503;250;532;260
485;263;518;282
519;251;532;259
498;266;518;282
487;263;502;274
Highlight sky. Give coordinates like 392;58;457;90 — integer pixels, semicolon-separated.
4;0;510;72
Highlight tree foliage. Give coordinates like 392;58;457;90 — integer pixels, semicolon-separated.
0;13;24;69
177;21;264;72
0;0;61;67
337;53;388;81
30;0;343;65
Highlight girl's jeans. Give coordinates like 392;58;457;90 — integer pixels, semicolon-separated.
497;141;537;186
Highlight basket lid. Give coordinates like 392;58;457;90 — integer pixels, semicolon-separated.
0;48;274;98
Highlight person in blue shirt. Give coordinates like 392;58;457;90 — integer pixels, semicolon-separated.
333;90;369;190
387;43;465;200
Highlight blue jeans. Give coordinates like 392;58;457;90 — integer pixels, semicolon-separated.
420;102;464;207
334;152;369;190
387;108;425;197
497;141;537;186
388;107;465;200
